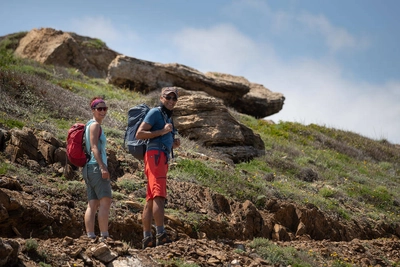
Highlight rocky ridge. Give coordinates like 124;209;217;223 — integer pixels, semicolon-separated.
12;27;285;119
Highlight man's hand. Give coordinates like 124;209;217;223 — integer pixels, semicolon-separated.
173;138;180;149
163;123;173;135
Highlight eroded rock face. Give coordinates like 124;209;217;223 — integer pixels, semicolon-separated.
5;127;66;175
0;238;20;267
107;55;285;118
0;188;55;237
0;162;399;266
6;128;39;163
14;28;119;78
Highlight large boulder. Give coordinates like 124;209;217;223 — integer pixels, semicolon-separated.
14;28;119;78
107;55;284;118
5;128;39;163
107;55;249;98
174;89;265;163
206;72;285;118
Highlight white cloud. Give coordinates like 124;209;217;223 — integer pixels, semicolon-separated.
297;13;369;52
263;6;370;53
70;16;120;41
352;81;400;141
222;0;272;18
170;24;276;75
68;16;140;56
267;60;400;143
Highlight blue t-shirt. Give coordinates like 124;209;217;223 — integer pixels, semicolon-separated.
144;107;174;157
85;119;107;166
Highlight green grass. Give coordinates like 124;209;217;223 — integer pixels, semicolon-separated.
82;38;106;49
166;119;400;221
58;180;86;199
112;191;127;200
0;115;25;129
171;158;268;202
166;209;208;234
25;238;38;251
158;259;200;267
234;118;400;222
0;48;19;67
249;238;317;266
0;162;9;175
116;179;143;193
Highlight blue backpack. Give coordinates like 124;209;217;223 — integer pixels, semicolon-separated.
124;103;151;160
124;103;175;161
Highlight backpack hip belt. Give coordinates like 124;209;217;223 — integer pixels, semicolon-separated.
147;142;170;154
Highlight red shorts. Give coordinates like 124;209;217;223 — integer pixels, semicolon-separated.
144;150;168;201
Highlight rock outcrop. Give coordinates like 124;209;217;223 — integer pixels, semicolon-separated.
206;72;285;118
107;55;285;118
14;28;119;78
0;238;20;267
8;27;285;119
1;127;129;181
174;89;265;162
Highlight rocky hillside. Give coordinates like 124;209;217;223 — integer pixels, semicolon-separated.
0;28;399;267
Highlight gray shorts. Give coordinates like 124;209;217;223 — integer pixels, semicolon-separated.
82;163;112;200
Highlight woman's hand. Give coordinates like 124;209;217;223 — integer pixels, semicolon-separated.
100;165;110;179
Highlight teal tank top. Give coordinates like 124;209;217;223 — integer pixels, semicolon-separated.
85;119;107;166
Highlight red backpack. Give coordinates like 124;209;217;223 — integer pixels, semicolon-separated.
66;122;101;167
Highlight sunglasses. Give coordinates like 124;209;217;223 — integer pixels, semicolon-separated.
93;107;108;112
163;96;178;101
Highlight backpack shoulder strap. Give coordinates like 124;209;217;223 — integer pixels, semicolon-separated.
156;107;176;159
157;107;170;124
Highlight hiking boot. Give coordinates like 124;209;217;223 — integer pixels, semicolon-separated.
156;232;172;246
100;236;114;245
84;235;98;243
142;236;155;249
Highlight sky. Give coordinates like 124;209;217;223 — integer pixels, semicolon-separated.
1;0;399;144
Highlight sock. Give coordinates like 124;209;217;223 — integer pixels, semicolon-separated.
100;231;109;238
156;225;165;235
87;232;96;239
143;231;152;238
